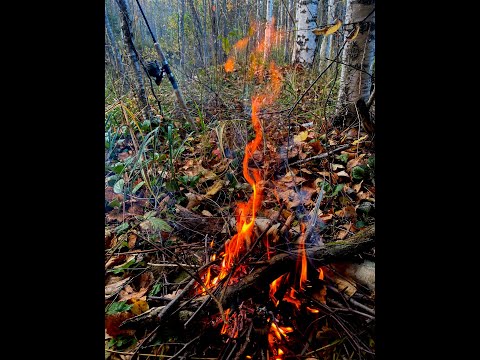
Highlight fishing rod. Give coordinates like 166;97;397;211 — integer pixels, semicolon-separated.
134;0;198;131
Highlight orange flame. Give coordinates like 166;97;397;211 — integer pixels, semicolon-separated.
296;223;308;290
224;57;235;72
318;267;324;280
306;306;320;314
269;274;284;306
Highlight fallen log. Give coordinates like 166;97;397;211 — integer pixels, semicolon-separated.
221;224;375;307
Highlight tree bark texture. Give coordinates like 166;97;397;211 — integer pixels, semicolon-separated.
335;0;375;124
116;0;152;121
292;0;319;65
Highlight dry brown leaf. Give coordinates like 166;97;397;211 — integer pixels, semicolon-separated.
336;170;350;178
106;210;125;223
336;223;354;239
201;210;213;217
105;277;131;299
331;164;344;171
320;214;333;222
185;192;203;210
309;140;325;154
352;180;363;193
332;277;357;298
205;179;224;197
138;271;154;289
105;255;127;270
127;204;143;215
127;232;137;249
105;312;135;337
105;187;124;202
356;191;370;201
334;206;356;219
300;167;313;174
119;287;149;303
312;284;327;304
312;18;342;36
346;154;365;172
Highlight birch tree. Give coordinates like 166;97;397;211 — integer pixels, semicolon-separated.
335;0;375;124
292;0;319;65
318;0;341;71
264;0;273;60
105;7;125;77
116;0;152;120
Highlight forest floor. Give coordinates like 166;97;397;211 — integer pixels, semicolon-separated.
105;63;375;360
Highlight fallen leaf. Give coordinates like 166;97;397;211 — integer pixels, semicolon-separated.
105;277;131;299
201;210;213;217
336;223;354;239
331;164;344;170
205;180;224;197
336;170;350;178
105;312;135;337
320;214;333;222
332;277;357;298
352;134;368;145
294;131;309;143
139;272;154;289
105;255;127;270
312;284;327;304
127;232;137;249
352;180;363;193
105;187;124;202
346;155;365;172
127;204;143;215
334;206;357;219
130;297;149;315
119;287;149;303
309;140;325;154
185;192;203;210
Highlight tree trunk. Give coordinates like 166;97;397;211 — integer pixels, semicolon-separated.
283;0;293;62
264;0;274;60
292;0;319;65
318;0;340;71
179;0;186;70
187;0;208;66
116;0;152;121
335;0;375;126
105;8;125;77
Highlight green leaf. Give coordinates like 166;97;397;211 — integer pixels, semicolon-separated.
115;222;130;234
132;181;145;194
111;258;136;274
106;301;132;315
108;199;121;208
367;156;375;170
331;184;344;197
149;218;173;232
356;220;366;228
113;179;125;194
352;166;367;180
336;153;349;164
149;283;163;296
112;162;125;175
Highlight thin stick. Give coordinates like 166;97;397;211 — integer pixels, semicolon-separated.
289;143;351;167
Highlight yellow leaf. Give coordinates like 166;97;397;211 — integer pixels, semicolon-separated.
347;23;360;41
294;131;309;143
130;299;149;315
205;180;224;197
312;19;342;36
352;135;368;145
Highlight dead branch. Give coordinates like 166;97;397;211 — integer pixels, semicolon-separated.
289;144;352;167
220;225;375;307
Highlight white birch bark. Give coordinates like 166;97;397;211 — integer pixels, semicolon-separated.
335;0;375;121
292;0;319;65
264;0;273;60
